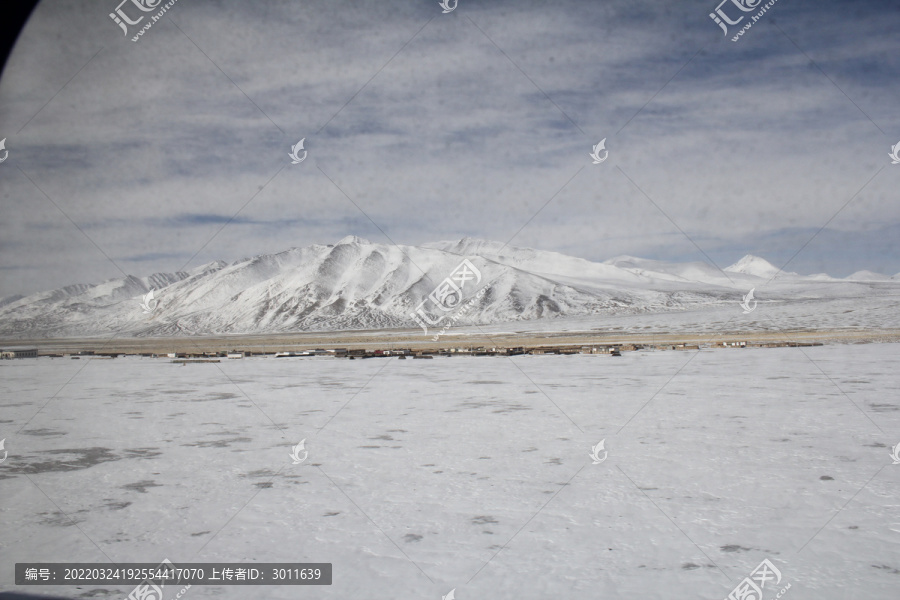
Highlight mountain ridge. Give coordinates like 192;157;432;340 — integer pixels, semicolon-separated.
0;238;895;339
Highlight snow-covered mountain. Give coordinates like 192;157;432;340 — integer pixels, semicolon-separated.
0;237;895;338
725;254;792;279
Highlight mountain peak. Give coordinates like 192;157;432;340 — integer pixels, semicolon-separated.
336;235;371;246
845;270;888;281
420;237;506;256
725;255;785;278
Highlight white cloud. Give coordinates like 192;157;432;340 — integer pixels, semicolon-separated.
1;0;898;296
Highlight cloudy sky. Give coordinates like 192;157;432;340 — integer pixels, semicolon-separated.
0;0;898;297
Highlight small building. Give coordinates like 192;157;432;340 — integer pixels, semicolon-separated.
0;347;38;359
587;346;613;354
720;341;747;348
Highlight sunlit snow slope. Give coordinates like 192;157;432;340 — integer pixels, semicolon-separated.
0;236;896;338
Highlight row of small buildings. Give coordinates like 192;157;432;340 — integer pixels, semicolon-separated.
0;340;824;360
0;347;38;359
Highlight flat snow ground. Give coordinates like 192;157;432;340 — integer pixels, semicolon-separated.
0;345;898;599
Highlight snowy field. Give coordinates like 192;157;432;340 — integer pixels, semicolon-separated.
443;294;900;338
1;345;899;600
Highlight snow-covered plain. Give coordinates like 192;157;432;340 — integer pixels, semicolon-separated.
1;346;898;599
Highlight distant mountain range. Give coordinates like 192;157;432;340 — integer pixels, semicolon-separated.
0;236;897;338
